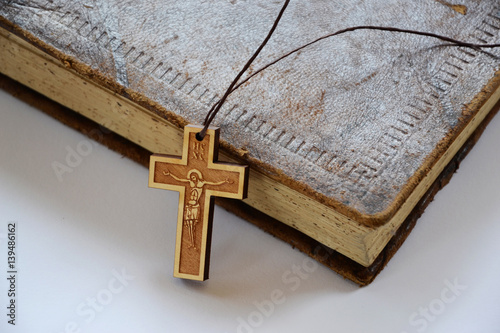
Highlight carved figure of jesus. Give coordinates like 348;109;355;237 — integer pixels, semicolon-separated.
163;169;232;248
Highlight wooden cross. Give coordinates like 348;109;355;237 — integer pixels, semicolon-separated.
149;124;249;281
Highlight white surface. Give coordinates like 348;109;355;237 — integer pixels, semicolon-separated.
0;88;499;333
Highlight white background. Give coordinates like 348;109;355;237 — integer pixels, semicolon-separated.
0;87;499;333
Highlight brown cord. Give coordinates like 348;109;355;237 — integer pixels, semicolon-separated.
197;0;290;140
230;26;500;98
198;5;500;139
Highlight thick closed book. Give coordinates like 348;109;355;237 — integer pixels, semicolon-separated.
1;0;499;284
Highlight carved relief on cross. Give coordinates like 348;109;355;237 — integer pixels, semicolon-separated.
149;125;248;281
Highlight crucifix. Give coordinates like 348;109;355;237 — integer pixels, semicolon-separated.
149;124;249;281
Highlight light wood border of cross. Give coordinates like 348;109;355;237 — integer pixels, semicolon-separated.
149;124;248;280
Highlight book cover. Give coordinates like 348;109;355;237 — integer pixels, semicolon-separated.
1;0;499;284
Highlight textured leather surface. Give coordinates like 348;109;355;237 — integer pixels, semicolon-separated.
2;0;499;217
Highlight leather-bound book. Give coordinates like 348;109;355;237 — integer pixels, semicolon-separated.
1;0;499;285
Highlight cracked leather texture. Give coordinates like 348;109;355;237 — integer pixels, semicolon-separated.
2;0;499;219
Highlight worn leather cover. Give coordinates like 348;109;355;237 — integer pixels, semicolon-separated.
2;0;500;227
